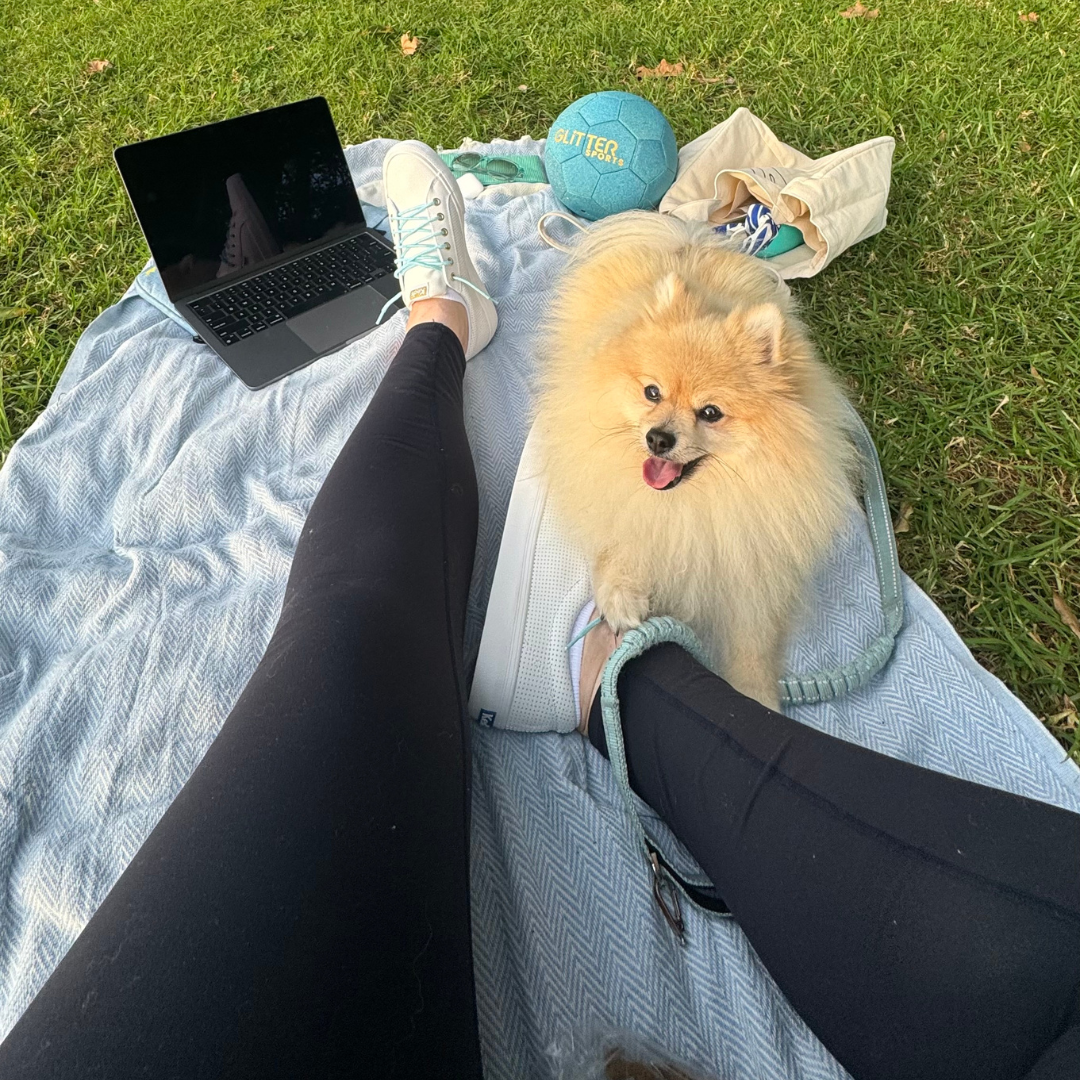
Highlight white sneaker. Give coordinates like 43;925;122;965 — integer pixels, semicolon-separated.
217;173;281;276
380;140;498;359
468;428;593;733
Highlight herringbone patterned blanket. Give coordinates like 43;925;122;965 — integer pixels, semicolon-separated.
1;138;1076;1077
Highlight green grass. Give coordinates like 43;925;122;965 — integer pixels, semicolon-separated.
1;0;1077;759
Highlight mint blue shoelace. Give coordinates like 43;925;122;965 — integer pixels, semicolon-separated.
377;198;493;325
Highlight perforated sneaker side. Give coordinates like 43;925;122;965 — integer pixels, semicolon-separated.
469;428;592;733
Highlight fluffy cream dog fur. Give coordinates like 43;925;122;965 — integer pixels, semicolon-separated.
535;212;858;710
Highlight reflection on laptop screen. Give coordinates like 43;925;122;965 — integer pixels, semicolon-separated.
115;98;364;298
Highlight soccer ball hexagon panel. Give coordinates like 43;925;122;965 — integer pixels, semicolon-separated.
545;91;678;220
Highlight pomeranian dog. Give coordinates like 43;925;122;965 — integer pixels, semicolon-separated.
534;212;858;710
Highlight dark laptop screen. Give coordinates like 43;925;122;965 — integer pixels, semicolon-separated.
115;98;364;298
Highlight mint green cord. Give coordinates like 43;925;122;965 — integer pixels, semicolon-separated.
777;400;904;705
377;199;493;324
599;617;714;942
566;615;603;651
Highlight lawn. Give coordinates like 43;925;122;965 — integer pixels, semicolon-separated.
1;0;1077;758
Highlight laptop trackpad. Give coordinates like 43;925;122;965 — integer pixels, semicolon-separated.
287;288;387;353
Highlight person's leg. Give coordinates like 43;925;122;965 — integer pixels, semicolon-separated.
0;312;483;1078
586;643;1080;1080
1022;1017;1080;1080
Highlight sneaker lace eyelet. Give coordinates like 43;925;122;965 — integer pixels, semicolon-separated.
441;228;448;236
437;213;444;220
443;242;451;250
447;258;454;265
433;198;441;206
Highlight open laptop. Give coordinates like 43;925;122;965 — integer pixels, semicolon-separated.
114;97;402;388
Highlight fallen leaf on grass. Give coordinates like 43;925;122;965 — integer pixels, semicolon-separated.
1049;695;1078;728
517;84;529;91
1053;593;1080;641
1018;139;1032;152
400;34;420;55
893;503;914;534
692;72;736;85
1018;11;1039;22
0;307;34;320
86;59;111;75
840;3;880;18
636;59;684;78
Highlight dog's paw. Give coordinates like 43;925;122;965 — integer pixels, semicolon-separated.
595;582;649;636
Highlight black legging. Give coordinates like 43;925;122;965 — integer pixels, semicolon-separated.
0;323;483;1078
588;650;1080;1080
0;322;1077;1080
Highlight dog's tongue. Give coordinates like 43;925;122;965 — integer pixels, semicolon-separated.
643;456;683;489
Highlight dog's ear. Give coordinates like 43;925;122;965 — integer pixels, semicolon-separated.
649;273;688;315
734;303;785;365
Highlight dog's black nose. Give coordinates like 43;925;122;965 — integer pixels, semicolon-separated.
646;428;677;455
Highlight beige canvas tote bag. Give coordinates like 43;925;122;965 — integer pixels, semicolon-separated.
659;107;895;279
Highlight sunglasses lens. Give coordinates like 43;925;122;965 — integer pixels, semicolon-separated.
453;152;482;169
486;158;520;178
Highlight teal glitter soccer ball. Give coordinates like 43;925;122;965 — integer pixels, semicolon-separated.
545;91;678;221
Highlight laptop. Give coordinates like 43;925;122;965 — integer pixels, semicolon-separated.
114;97;402;389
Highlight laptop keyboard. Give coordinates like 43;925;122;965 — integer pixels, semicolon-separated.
188;233;396;346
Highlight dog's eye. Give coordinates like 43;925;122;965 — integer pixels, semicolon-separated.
698;404;724;423
643;384;661;403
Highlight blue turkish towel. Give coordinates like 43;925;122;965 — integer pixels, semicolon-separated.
0;137;1076;1079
